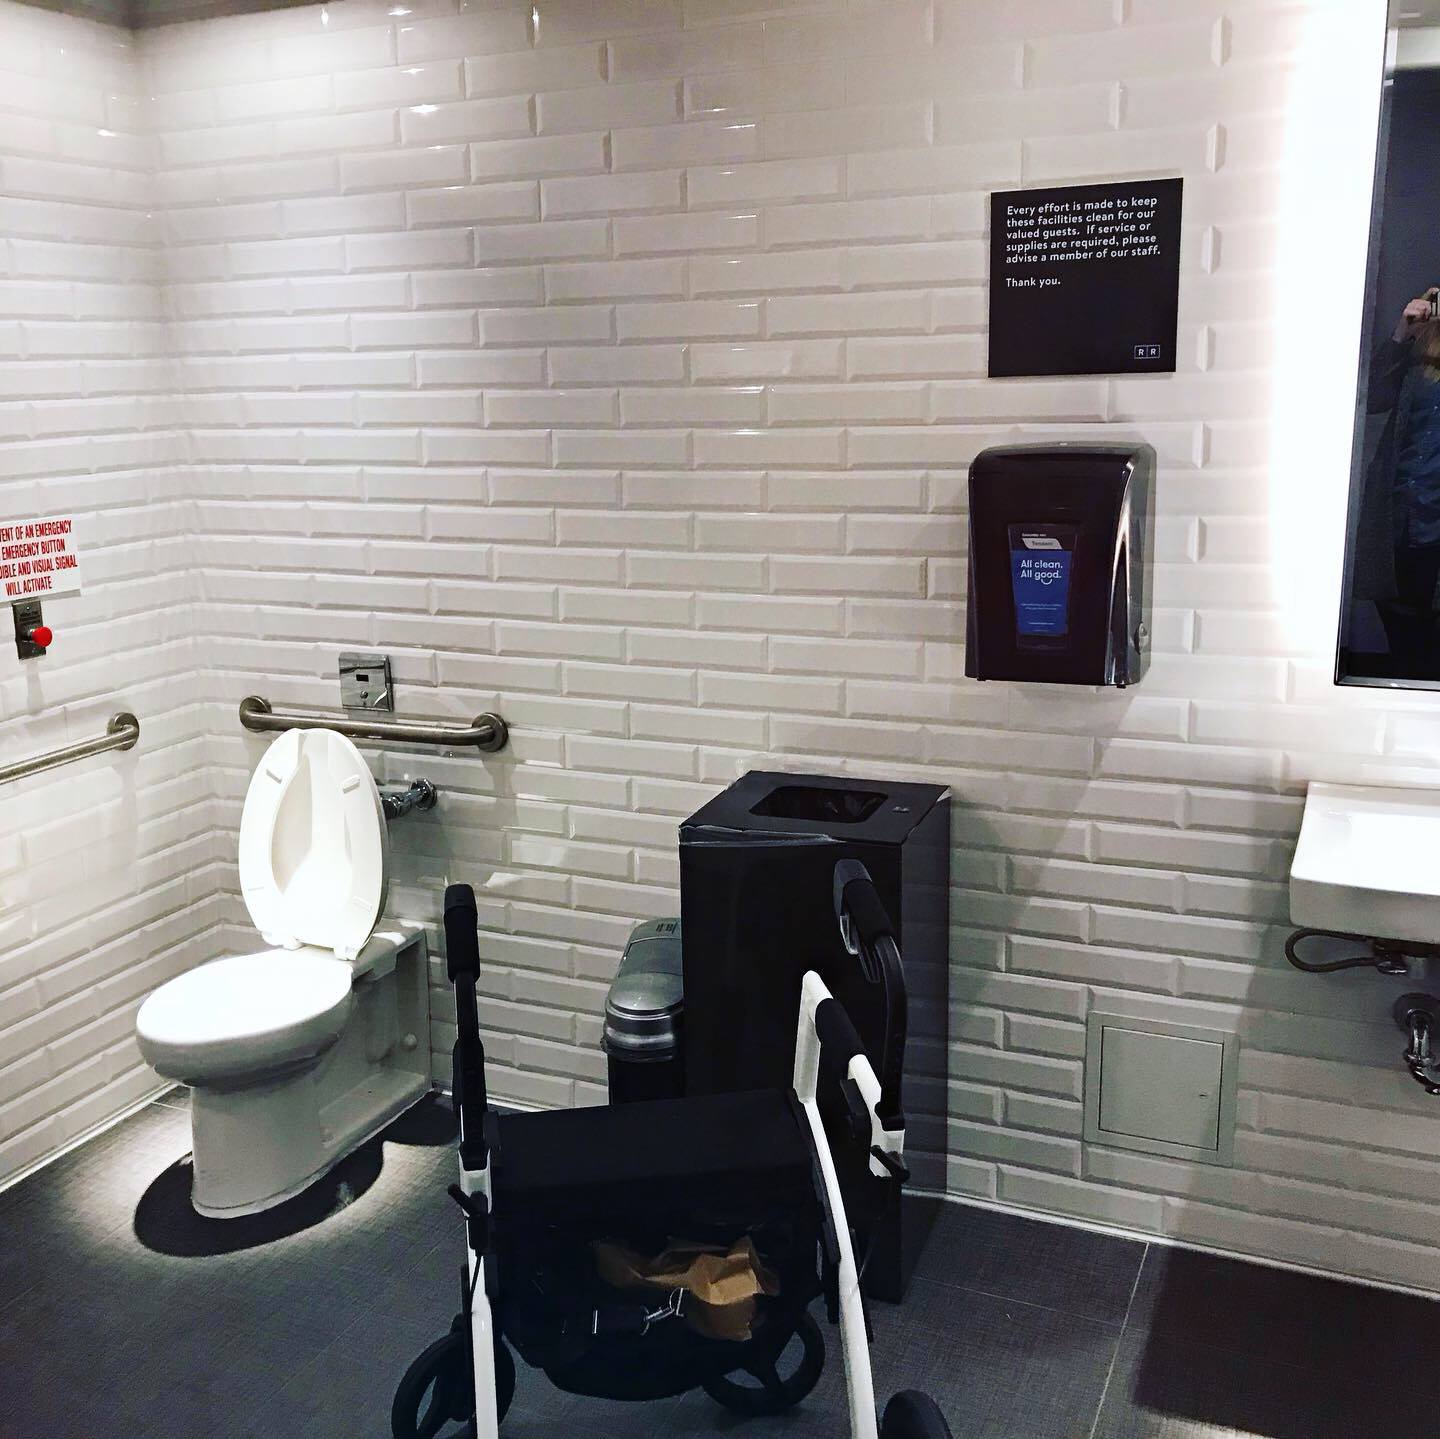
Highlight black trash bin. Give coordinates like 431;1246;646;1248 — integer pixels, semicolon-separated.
678;771;950;1303
604;919;685;1104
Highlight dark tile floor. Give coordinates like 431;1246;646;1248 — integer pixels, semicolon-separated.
5;1092;1439;1438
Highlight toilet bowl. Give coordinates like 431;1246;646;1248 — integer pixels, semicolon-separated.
136;727;431;1217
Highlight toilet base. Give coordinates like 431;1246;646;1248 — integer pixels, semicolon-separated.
186;927;432;1217
189;1067;429;1217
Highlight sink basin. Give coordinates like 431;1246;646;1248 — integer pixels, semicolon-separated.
1290;782;1440;944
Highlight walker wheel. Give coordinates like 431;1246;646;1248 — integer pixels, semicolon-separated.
881;1389;954;1439
702;1311;825;1416
391;1326;515;1438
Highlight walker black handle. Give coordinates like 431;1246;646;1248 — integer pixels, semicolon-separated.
815;995;866;1070
833;859;895;971
832;861;908;1135
444;883;489;1172
445;883;480;982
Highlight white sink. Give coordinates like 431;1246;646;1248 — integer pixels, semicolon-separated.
1290;782;1440;944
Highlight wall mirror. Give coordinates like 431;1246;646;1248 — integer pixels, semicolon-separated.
1339;0;1440;687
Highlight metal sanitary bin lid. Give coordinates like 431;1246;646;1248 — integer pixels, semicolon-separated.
603;918;683;1061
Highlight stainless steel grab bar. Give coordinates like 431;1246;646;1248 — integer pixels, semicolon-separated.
238;696;508;753
0;712;140;787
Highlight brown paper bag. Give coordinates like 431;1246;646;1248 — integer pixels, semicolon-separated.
592;1236;780;1342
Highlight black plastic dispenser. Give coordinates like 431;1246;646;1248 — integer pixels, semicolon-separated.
965;443;1155;686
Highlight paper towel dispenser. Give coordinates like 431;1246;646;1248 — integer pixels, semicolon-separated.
965;443;1154;687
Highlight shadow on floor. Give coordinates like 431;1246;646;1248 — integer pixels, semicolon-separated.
133;1093;458;1257
381;1092;461;1148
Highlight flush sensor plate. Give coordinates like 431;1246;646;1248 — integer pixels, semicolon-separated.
339;653;394;712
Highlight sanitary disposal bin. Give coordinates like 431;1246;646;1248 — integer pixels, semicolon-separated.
604;918;685;1104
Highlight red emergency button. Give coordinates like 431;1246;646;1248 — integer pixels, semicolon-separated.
27;626;52;649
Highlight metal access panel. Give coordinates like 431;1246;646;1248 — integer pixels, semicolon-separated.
1084;1012;1238;1167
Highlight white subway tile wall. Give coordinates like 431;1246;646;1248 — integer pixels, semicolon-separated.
6;0;1437;1294
0;4;223;1181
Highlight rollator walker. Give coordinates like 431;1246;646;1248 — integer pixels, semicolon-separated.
393;863;954;1439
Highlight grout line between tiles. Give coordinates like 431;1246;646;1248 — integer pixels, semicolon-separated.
905;1266;1141;1331
910;1271;1135;1332
1086;1242;1148;1439
927;1189;1440;1305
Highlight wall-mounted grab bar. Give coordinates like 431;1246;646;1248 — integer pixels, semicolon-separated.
0;712;140;787
238;696;508;753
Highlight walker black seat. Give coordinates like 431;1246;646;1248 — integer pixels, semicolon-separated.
494;1089;814;1227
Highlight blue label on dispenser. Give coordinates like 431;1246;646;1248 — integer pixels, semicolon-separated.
1011;548;1072;636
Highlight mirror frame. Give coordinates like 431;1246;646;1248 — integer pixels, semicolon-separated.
1335;15;1440;690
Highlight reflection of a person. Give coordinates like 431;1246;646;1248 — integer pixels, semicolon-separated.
1371;287;1440;629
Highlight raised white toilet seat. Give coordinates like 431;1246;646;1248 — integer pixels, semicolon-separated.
238;726;389;961
137;949;354;1084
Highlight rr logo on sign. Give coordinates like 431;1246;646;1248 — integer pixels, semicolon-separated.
1133;344;1161;360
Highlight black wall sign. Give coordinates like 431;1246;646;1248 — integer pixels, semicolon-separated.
988;178;1183;378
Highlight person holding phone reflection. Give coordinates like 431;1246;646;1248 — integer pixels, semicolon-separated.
1369;285;1440;659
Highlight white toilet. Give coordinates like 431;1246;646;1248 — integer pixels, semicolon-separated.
137;727;431;1217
